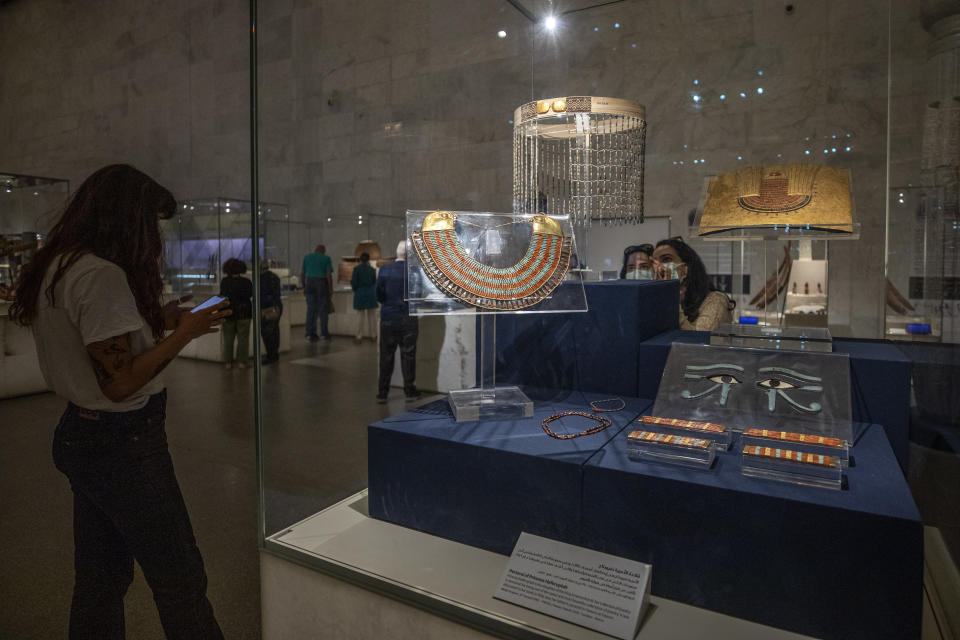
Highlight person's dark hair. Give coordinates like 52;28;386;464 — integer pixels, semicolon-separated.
619;243;654;279
223;258;247;276
10;164;175;338
360;252;370;262
655;236;722;323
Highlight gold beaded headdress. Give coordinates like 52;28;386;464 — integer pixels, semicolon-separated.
410;211;573;310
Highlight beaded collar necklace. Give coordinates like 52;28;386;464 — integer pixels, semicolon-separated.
410;211;572;310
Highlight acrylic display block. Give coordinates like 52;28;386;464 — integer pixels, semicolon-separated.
447;386;533;422
634;415;733;451
740;444;843;490
625;430;716;469
709;323;833;352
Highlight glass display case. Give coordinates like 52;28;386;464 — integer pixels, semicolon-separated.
694;236;842;331
0;173;69;293
161;198;289;295
250;1;939;638
885;182;958;343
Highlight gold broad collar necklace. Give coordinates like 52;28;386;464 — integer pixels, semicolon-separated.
410;211;573;310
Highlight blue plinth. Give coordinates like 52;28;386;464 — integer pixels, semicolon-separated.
368;390;651;555
492;280;679;398
636;330;912;470
581;424;922;640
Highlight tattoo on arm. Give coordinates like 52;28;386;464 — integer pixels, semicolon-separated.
86;335;132;391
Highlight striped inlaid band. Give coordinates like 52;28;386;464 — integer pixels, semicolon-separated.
743;429;845;448
742;446;839;468
640;415;726;434
627;430;712;450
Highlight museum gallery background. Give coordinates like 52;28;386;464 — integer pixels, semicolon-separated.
0;0;935;337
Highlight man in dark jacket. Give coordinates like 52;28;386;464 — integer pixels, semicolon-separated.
375;240;419;403
260;263;283;364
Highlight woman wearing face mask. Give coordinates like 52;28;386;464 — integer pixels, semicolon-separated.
652;236;733;331
619;244;655;280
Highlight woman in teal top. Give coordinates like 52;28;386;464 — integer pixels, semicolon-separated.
351;252;378;342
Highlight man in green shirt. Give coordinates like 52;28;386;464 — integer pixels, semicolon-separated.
301;244;334;340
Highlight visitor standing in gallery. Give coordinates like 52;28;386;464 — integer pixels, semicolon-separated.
652;236;733;331
375;240;420;403
259;261;283;364
351;252;378;343
301;244;333;341
219;257;253;369
9;164;227;639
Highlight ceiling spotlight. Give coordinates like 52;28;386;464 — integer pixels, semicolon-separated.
545;15;557;30
497;30;506;38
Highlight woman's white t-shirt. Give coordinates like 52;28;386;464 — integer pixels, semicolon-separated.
33;253;164;411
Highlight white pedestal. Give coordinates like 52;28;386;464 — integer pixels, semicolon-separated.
0;305;48;399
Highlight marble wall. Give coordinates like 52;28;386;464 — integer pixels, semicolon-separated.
0;0;935;337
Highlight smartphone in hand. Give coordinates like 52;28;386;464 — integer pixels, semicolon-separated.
190;295;226;314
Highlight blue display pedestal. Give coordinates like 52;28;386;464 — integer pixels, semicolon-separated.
581;423;922;640
368;390;650;555
636;330;912;470
492;280;679;398
368;398;922;639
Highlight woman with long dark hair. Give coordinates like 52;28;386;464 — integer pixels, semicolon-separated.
652;236;733;331
11;164;227;639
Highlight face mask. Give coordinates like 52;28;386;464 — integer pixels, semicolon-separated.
663;262;685;280
626;269;653;280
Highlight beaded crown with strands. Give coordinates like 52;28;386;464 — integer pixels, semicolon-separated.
409;211;573;310
512;96;646;226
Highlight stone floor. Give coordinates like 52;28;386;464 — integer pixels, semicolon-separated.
0;335;438;640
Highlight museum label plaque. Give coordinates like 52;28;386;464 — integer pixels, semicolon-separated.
494;532;651;639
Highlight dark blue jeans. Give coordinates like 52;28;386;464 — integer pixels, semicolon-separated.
304;277;330;338
52;391;223;640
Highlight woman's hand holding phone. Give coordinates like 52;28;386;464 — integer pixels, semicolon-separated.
175;299;231;340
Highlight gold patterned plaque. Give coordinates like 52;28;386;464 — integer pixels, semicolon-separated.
697;164;853;235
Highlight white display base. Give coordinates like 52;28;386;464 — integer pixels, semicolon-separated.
262;491;815;640
448;386;534;422
390;315;476;394
0;305;49;399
